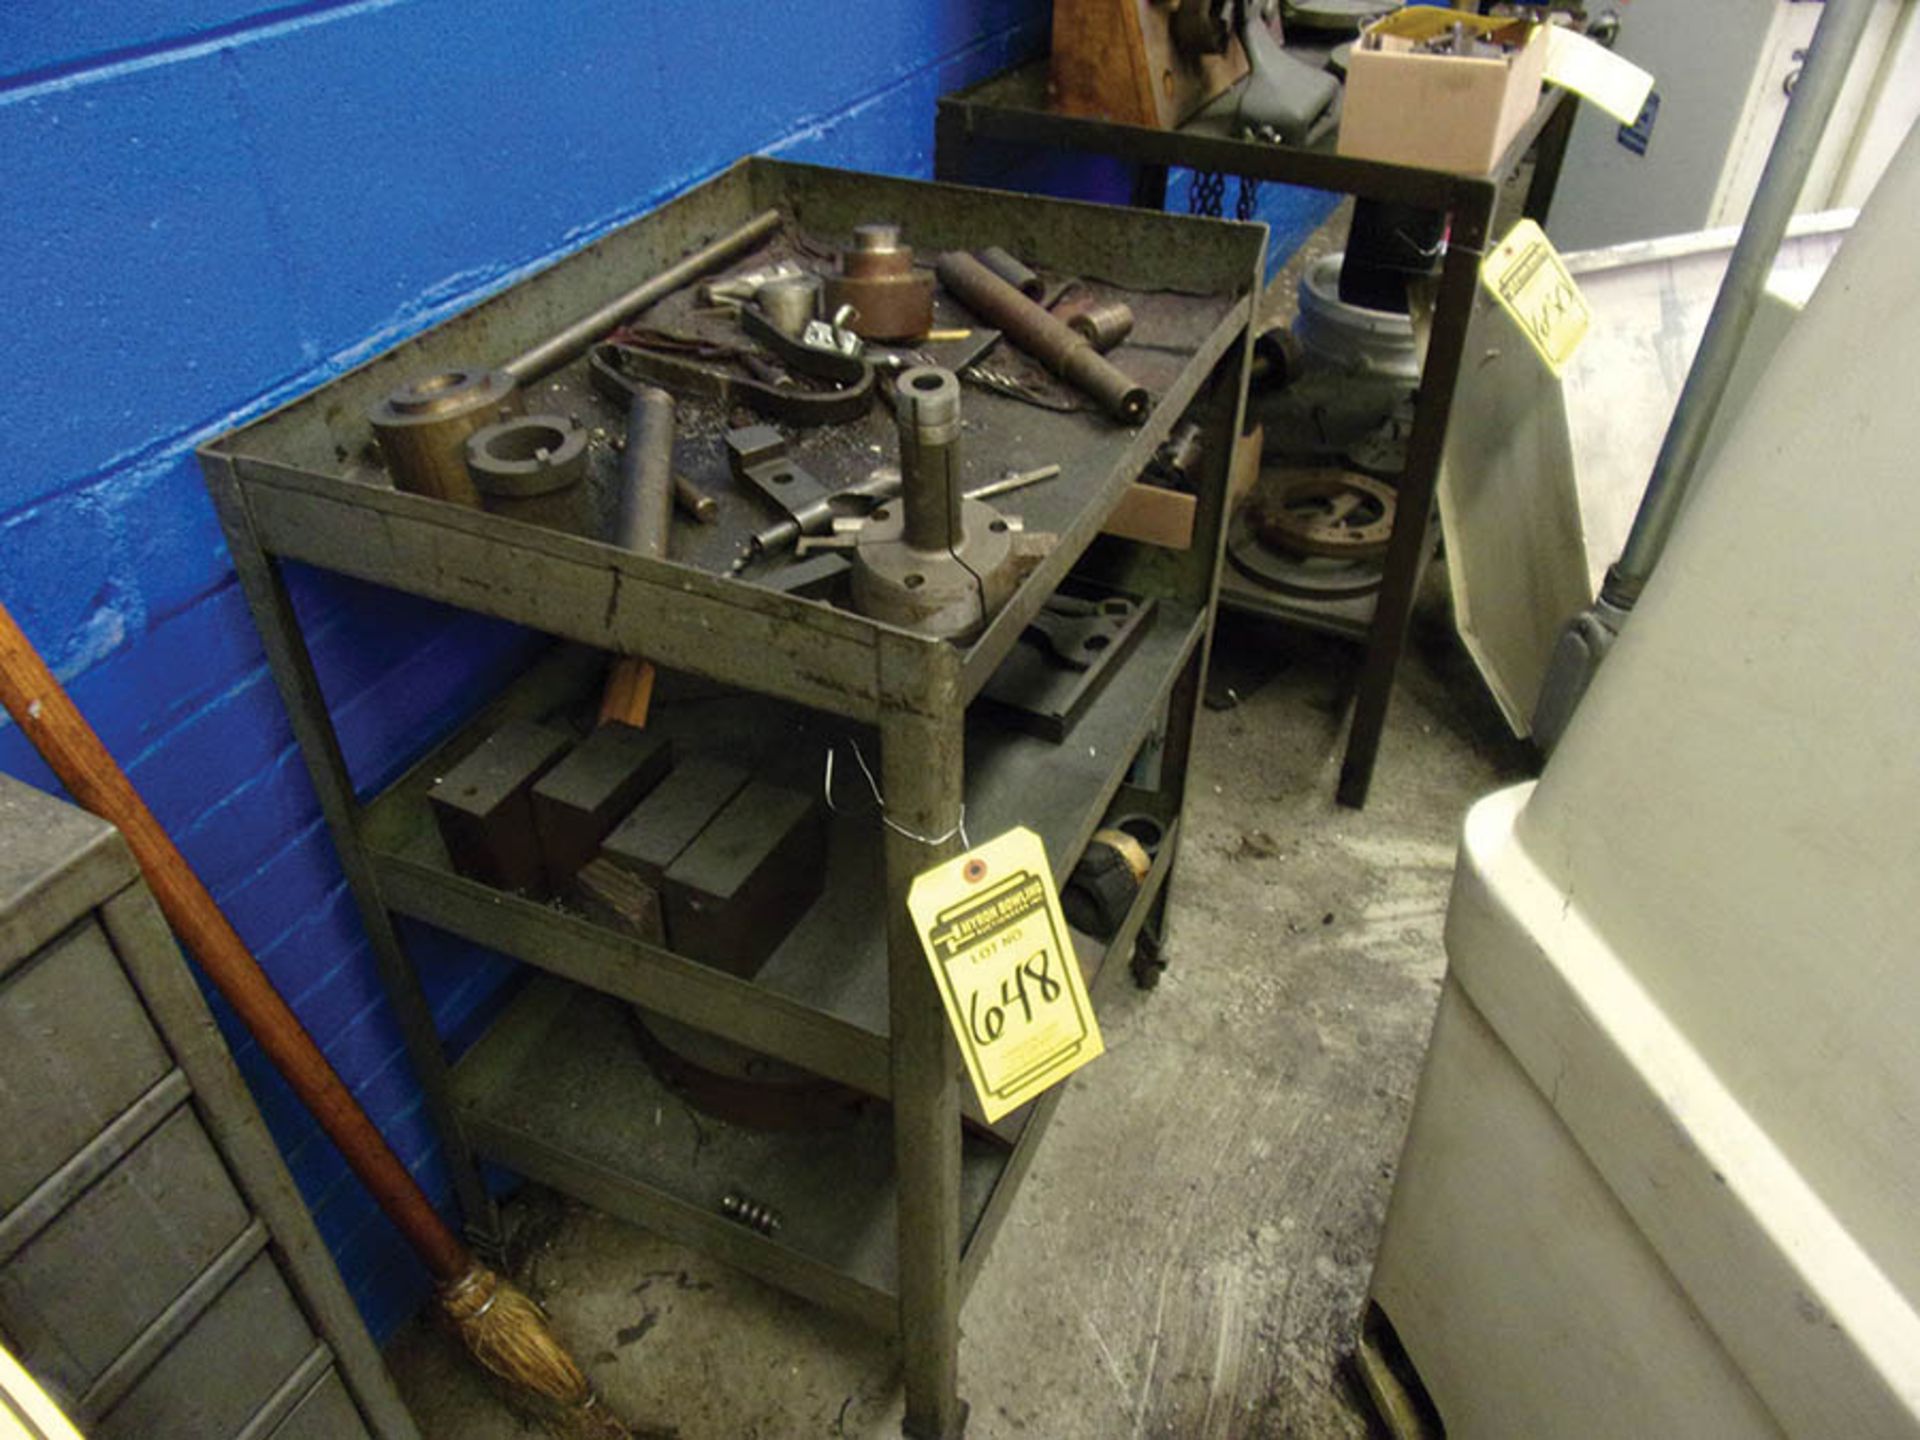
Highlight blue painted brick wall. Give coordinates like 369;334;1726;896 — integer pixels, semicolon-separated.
0;2;1335;1349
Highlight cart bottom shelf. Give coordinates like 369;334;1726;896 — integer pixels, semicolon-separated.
452;977;1007;1331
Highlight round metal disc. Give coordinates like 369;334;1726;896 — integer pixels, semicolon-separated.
1256;469;1396;559
1227;504;1383;599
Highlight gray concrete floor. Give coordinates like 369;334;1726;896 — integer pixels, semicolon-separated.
384;592;1534;1438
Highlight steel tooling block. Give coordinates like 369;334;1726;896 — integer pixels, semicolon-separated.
427;719;572;894
599;756;751;889
532;722;675;884
662;780;827;979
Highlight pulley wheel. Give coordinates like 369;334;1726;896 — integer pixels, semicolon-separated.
1228;504;1383;600
1255;469;1396;560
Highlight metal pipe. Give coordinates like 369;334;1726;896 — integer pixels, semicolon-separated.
1603;0;1872;607
896;367;964;552
502;209;783;385
617;387;675;558
935;251;1150;424
975;245;1044;300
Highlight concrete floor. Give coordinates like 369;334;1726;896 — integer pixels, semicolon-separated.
384;591;1534;1439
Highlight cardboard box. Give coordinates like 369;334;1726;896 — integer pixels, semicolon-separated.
1337;12;1547;174
1101;483;1196;550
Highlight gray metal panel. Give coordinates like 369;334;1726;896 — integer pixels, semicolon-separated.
0;780;131;968
0;918;171;1212
94;1252;315;1440
96;885;422;1440
1;1104;249;1396
267;1366;374;1440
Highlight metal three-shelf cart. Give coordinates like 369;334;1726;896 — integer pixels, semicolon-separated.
935;63;1576;806
200;159;1265;1436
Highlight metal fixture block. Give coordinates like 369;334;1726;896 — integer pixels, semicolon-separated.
531;723;675;885
599;757;750;890
428;720;572;895
661;780;827;978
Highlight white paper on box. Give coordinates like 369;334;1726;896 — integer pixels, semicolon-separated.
1544;26;1655;125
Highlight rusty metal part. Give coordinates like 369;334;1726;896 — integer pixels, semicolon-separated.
936;251;1150;424
590;340;875;427
719;1192;781;1236
726;427;900;568
846;367;1047;641
697;259;805;308
824;223;935;341
980;590;1156;740
756;275;821;338
975;245;1044;300
501;208;783;384
673;473;718;524
1227;501;1382;599
1257;468;1397;559
463;414;592;531
616;386;675;558
1149;419;1205;489
368;367;520;506
1061;298;1136;353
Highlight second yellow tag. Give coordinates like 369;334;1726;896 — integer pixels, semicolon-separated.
907;827;1104;1122
1481;218;1592;376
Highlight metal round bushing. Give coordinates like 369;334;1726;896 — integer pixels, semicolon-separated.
894;365;962;441
465;414;588;496
1065;300;1135;353
368;367;520;506
824;223;935;341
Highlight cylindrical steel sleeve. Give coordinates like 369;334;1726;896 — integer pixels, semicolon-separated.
935;252;1149;424
617;387;675;558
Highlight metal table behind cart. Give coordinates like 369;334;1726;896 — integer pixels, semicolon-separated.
200;157;1265;1438
935;62;1576;806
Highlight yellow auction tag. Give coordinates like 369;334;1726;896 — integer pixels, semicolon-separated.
908;827;1104;1122
1481;218;1591;375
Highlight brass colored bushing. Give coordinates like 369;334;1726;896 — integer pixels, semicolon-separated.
824;223;935;342
368;368;520;506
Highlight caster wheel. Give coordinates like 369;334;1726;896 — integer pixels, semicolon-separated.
1131;931;1167;990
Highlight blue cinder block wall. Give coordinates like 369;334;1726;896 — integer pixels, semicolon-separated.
0;3;1335;1343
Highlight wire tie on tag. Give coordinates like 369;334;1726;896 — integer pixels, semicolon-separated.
823;739;969;848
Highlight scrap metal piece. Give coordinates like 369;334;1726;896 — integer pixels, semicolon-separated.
975;245;1044;300
697;259;805;308
980;591;1157;740
673;473;718;524
590;340;875;427
726;427;900;568
1257;469;1396;559
1148;420;1206;490
502;209;783;385
937;251;1150;424
1059;299;1136;353
369;368;520;506
848;367;1043;640
824;223;935;342
719;1192;781;1236
428;720;573;895
756;275;821;338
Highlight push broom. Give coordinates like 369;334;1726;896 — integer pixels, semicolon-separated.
0;597;637;1440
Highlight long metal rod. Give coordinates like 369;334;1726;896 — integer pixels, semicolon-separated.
1604;0;1872;606
501;208;783;385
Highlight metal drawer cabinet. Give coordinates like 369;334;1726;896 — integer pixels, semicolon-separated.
0;774;416;1440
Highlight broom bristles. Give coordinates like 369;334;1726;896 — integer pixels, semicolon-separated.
440;1265;633;1440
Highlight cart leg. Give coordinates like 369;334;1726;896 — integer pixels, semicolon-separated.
202;457;503;1254
879;643;969;1440
1336;184;1493;809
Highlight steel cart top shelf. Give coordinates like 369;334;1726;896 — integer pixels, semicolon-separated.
200;156;1266;1440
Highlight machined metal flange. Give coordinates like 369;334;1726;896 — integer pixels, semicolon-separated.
368;367;521;506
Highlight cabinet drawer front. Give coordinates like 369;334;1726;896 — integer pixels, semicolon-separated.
96;1252;317;1440
270;1367;375;1440
0;919;170;1212
1;1105;250;1395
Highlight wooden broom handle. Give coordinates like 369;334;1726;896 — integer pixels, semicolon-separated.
0;600;470;1282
